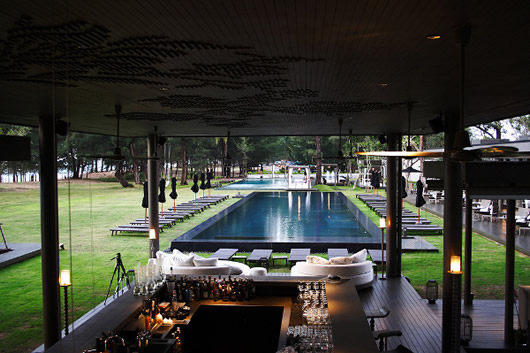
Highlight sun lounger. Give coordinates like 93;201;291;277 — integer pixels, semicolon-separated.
169;205;205;213
247;249;273;269
135;218;178;225
402;224;443;235
109;224;164;236
328;248;349;259
131;219;174;226
288;248;310;266
367;249;385;264
162;211;193;218
209;248;238;260
401;218;431;224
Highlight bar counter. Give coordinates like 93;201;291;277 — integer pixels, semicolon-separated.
45;277;378;353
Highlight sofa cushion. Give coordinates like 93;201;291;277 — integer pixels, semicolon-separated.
292;260;373;278
306;255;330;264
329;256;353;265
218;260;248;275
350;249;367;263
193;257;218;267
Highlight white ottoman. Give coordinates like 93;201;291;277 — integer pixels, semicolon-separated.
250;267;268;276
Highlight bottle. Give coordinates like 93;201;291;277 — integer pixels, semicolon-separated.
171;290;178;313
222;283;229;301
202;278;209;300
175;327;183;353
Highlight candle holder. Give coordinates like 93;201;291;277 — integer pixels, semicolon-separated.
59;270;72;336
426;279;438;304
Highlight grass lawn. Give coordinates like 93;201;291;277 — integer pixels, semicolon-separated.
0;181;528;352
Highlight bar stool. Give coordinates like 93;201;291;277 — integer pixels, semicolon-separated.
372;329;402;351
365;306;390;331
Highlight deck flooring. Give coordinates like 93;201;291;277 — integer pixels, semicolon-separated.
358;275;520;352
428;299;520;351
358;276;442;353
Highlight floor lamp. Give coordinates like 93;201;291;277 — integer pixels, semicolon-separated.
59;269;72;336
379;218;386;280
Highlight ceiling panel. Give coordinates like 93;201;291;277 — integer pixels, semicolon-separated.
0;0;530;137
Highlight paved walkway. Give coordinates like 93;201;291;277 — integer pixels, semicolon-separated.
405;195;530;256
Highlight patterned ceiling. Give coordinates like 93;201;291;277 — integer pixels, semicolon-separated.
1;1;530;137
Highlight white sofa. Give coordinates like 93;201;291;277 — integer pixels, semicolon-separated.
156;250;251;276
290;251;374;289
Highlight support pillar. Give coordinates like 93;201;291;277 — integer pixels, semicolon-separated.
386;133;400;278
464;193;473;305
504;199;515;344
148;134;159;258
442;115;463;353
39;115;61;348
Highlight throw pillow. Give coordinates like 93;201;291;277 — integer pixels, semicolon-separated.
193;257;218;267
350;249;367;263
172;253;195;267
329;256;353;265
306;255;330;265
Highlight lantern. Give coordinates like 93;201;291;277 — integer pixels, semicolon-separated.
426;279;438;304
461;314;473;345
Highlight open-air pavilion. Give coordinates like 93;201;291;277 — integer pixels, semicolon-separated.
1;1;530;352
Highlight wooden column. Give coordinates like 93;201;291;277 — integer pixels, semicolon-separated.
464;193;473;305
442;115;463;353
505;199;515;344
386;133;401;278
148;134;159;258
39;115;61;348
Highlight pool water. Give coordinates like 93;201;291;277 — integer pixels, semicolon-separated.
218;178;288;190
187;192;375;243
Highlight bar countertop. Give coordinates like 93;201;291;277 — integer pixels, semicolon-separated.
45;277;378;353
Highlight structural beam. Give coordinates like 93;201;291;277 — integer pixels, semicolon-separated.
504;200;515;344
39;115;61;348
148;134;159;258
464;194;473;305
386;133;400;278
442;115;463;353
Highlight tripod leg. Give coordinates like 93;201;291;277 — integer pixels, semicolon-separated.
105;264;119;304
119;260;131;288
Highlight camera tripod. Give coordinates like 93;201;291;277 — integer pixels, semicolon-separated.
105;253;130;304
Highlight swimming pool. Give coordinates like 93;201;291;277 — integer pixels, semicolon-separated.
218;178;289;190
172;191;380;252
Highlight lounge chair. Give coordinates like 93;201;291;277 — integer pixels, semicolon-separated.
328;248;348;259
247;249;273;269
288;248;311;266
209;248;238;261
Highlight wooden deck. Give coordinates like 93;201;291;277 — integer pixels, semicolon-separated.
429;299;520;352
358;275;521;352
358;276;442;353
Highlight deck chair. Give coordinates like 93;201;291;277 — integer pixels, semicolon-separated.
247;249;273;269
288;248;310;266
209;248;238;261
328;248;348;259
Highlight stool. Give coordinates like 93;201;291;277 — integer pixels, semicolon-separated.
272;256;288;267
365;306;390;331
250;267;268;276
231;255;247;264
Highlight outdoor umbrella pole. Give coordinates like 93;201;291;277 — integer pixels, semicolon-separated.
145;209;147;224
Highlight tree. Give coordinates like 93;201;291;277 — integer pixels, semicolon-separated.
180;138;188;185
315;136;322;185
508;115;530;137
473;121;504;139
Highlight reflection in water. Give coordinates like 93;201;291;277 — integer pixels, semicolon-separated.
193;192;375;242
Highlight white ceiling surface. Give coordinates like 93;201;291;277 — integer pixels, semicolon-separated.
1;1;530;137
